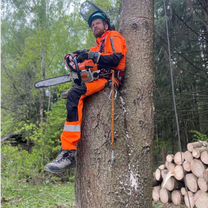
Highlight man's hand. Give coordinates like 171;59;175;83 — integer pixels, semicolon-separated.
73;49;88;55
88;52;101;63
76;50;101;63
77;52;88;63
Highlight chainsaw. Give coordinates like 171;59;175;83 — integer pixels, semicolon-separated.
34;54;101;89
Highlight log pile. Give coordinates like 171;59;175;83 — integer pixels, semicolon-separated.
152;141;208;208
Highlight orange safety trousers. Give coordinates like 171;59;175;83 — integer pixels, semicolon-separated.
61;78;108;150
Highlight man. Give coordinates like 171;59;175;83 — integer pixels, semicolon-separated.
45;11;127;174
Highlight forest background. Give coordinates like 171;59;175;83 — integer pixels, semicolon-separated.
1;0;208;207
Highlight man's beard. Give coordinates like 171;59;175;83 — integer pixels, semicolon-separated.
94;28;106;38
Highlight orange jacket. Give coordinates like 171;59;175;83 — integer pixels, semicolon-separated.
90;30;127;71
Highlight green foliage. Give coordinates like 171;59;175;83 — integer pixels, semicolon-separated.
32;99;67;157
2;99;67;181
154;138;172;155
153;137;173;165
1;114;14;137
2;145;44;180
190;130;208;142
1;97;75;207
152;202;163;208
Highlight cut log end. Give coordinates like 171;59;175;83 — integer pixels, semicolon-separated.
191;159;205;178
185;173;198;193
174;152;185;165
174;165;185;180
195;192;208;208
201;150;208;165
152;186;160;202
159;188;170;204
171;190;183;205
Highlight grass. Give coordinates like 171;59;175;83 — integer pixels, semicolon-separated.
1;144;76;208
2;177;75;208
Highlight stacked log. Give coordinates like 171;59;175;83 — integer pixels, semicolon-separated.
152;141;208;208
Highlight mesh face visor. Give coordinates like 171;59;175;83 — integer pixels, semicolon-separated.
80;1;103;22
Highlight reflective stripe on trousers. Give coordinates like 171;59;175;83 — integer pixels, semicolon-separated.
64;125;81;132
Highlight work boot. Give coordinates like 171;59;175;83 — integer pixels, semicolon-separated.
45;150;76;174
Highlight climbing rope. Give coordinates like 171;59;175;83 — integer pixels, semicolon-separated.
111;70;116;164
163;0;191;207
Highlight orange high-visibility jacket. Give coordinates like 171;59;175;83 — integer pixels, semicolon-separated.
90;30;128;71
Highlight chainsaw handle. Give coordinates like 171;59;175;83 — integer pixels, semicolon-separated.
73;57;82;83
64;54;76;72
64;54;83;85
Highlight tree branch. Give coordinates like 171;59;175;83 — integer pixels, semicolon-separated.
1;62;22;95
172;9;199;36
156;31;204;72
196;0;208;16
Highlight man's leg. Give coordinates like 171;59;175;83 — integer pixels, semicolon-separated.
45;79;108;173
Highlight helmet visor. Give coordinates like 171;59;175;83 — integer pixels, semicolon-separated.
80;1;104;22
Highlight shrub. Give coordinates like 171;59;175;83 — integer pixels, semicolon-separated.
2;99;67;181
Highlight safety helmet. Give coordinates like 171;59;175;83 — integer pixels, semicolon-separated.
88;11;110;27
80;1;111;28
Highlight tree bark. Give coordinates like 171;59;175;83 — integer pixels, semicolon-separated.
76;0;154;207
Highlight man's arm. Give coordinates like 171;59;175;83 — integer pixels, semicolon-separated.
96;53;123;68
90;35;124;68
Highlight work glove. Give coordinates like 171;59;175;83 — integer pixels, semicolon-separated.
76;50;89;63
77;51;101;63
73;49;88;55
88;52;101;64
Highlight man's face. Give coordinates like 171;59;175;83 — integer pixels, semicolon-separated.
91;19;108;38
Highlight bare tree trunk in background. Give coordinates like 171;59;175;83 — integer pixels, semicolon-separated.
76;0;154;207
40;48;46;123
39;0;47;123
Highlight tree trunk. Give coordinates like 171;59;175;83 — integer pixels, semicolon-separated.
39;0;47;123
76;0;154;207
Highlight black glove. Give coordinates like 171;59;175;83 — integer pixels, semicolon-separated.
74;78;82;86
77;51;101;63
73;49;88;55
88;52;101;63
76;50;89;63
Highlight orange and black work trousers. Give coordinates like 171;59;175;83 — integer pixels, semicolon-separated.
61;78;108;151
